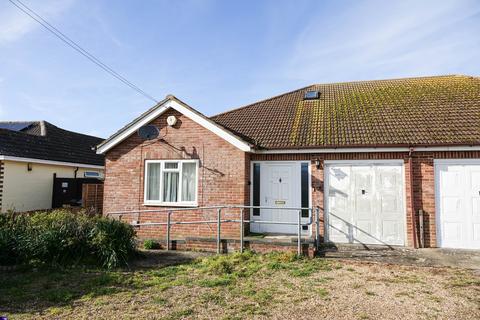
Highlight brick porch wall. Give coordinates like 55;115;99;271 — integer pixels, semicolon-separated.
103;109;249;239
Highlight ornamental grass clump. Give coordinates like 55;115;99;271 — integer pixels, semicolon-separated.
0;209;136;269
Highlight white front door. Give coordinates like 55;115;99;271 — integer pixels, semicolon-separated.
436;161;480;249
326;162;405;245
251;162;306;234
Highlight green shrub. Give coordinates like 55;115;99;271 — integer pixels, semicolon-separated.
89;218;137;269
0;210;136;268
0;213;19;265
143;239;161;250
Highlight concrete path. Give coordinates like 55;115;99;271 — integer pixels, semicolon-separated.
132;246;480;271
320;245;480;270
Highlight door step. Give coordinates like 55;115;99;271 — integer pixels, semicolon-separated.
319;242;409;252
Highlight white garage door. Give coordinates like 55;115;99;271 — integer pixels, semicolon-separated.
435;161;480;249
326;162;406;246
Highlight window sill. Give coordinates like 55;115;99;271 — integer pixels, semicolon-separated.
142;202;199;208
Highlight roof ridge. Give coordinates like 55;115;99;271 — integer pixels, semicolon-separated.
210;84;315;119
312;74;474;86
39;121;104;140
0;120;39;123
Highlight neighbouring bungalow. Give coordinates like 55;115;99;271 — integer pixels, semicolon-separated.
0;121;104;212
97;75;480;251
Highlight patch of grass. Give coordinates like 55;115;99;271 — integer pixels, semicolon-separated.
197;275;234;287
316;287;329;298
290;264;317;277
164;308;194;320
378;274;425;285
200;292;226;306
395;291;414;298
41;288;75;303
254;288;276;305
289;259;333;277
429;295;443;303
358;312;370;319
152;296;168;305
143;239;161;250
449;276;480;288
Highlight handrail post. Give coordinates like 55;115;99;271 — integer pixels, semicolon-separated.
166;211;172;251
217;208;221;254
240;208;244;253
297;210;302;256
315;207;320;253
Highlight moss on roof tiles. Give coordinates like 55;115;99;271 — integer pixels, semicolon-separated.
211;75;480;149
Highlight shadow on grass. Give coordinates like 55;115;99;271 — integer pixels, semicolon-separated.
0;250;201;315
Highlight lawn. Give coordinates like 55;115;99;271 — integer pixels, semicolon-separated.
0;251;479;319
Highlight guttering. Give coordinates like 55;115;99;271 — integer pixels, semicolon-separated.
254;145;480;154
0;155;104;169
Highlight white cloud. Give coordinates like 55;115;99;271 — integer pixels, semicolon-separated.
281;0;480;81
0;0;75;44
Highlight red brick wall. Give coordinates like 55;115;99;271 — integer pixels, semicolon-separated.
103;108;480;248
103;109;249;239
252;151;480;248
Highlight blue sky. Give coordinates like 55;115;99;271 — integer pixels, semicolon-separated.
0;0;479;138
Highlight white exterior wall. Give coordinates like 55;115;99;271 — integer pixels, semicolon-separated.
1;160;104;213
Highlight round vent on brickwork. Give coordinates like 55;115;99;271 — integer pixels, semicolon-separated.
138;125;159;140
167;115;177;126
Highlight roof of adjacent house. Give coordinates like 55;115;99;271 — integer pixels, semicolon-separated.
0;121;104;166
211;75;480;149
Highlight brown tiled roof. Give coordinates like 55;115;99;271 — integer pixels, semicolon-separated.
211;75;480;149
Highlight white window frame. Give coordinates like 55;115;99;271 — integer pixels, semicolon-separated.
144;159;199;207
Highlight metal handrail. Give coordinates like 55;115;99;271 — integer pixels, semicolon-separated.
107;205;313;215
108;205;321;255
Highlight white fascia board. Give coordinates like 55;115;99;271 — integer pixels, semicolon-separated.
0;155;104;169
255;145;480;154
434;159;480;165
255;147;410;154
413;146;480;151
96;100;252;154
96;102;170;154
